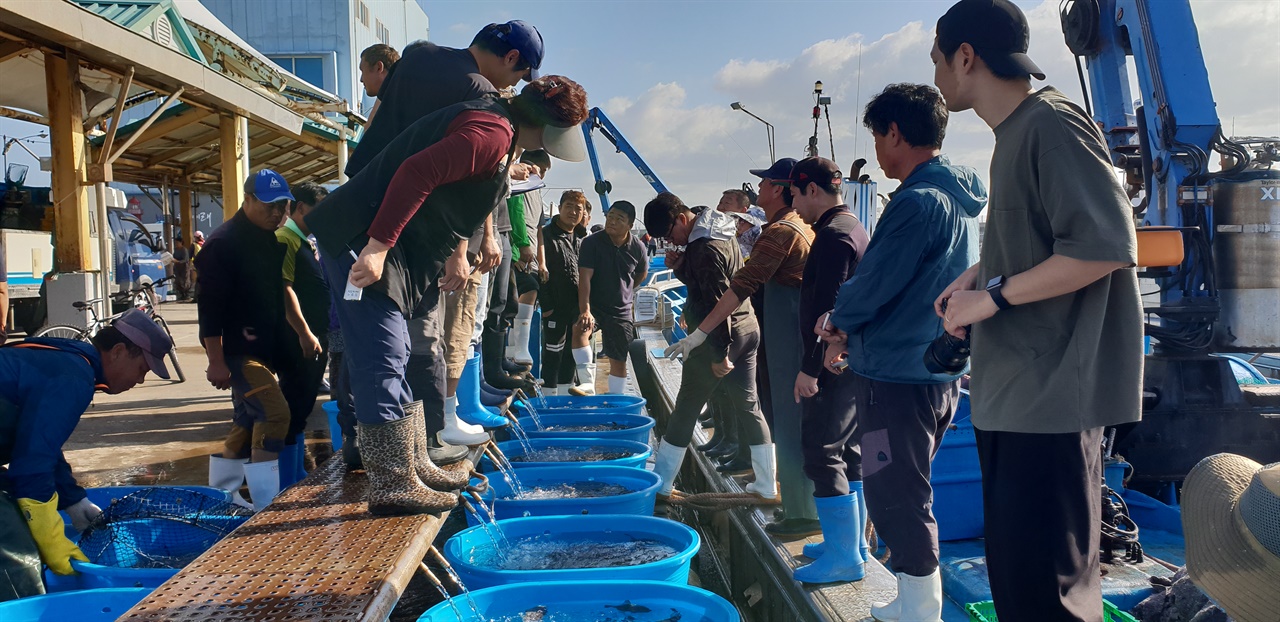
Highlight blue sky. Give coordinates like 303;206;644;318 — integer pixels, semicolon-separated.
423;0;1280;222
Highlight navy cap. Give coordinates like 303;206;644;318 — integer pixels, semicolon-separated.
749;158;798;182
113;308;172;380
937;0;1045;80
250;169;294;204
493;20;544;80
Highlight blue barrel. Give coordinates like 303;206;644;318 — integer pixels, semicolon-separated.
518;413;655;444
931;389;984;541
514;394;647;417
444;515;699;589
0;587;152;621
418;580;739;621
46;515;250;591
484;439;652;470
468;465;661;526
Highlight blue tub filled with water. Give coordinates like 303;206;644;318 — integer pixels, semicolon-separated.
515;394;647;417
61;486;236;543
468;465;661;526
418;580;739;622
0;587;152;621
483;439;652;471
517;412;654;444
444;514;699;589
931;389;984;541
46;514;249;591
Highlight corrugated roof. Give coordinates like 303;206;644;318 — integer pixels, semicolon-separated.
78;1;163;31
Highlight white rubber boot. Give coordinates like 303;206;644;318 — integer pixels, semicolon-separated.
511;304;535;364
208;455;251;509
440;395;489;446
607;374;627;394
243;460;281;512
569;346;596;396
651;439;687;497
743;443;778;499
872;570;943;622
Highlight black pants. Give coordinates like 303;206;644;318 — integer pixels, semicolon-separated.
801;370;862;497
665;329;770;448
541;299;577;387
328;349;356;440
280;333;329;439
977;426;1103;622
854;374;955;577
750;289;772;430
0;492;43;601
483;232;517;334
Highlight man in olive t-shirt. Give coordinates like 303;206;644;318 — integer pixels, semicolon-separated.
930;2;1142;621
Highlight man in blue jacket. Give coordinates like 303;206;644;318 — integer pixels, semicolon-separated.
817;83;983;621
0;309;172;600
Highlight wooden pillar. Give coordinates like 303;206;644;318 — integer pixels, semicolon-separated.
46;52;91;271
179;185;194;247
219;113;245;220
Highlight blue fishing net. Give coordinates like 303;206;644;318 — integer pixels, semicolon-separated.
77;488;253;569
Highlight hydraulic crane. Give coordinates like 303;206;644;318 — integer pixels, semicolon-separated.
1062;0;1280;483
580;107;668;213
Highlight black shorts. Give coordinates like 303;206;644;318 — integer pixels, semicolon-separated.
515;268;540;295
597;314;636;361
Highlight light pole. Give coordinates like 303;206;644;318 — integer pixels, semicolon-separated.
730;102;776;163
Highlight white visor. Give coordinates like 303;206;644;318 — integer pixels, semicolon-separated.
541;124;587;163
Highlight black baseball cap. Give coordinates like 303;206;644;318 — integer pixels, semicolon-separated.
790;157;843;190
749;158;798;182
937;0;1045;80
609;200;637;224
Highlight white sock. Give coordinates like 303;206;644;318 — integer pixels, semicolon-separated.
572;346;593;366
517;303;535;321
608;374;627;394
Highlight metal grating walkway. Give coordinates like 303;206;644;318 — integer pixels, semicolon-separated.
120;456;453;621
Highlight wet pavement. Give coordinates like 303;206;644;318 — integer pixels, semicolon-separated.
63;301;332;488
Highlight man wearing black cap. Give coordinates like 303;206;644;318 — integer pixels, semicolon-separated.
931;1;1143;620
0;309;170;598
576;200;648;395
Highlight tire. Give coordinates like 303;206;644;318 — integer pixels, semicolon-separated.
33;325;89;341
154;316;185;383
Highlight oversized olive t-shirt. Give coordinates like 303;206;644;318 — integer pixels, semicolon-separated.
970;87;1143;434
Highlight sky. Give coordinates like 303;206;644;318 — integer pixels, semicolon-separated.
3;0;1278;227
423;0;1280;223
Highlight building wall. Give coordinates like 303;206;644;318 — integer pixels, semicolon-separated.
198;0;429;115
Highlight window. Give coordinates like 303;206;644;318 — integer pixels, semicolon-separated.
270;56;326;89
375;20;390;44
357;1;369;27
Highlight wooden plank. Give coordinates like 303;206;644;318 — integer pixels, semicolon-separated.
141;126;221;168
46;52;91;272
0;39;28;63
219;113;245;219
179;185;194;247
126;105;209;151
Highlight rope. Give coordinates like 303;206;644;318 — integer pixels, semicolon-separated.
666;491;782;512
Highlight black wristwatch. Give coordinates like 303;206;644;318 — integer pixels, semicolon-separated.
986;275;1013;311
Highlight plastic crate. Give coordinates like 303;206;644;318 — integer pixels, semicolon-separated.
965;599;1137;622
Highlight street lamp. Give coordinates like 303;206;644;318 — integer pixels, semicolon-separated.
730;102;776;163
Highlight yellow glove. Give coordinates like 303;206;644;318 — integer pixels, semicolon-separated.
17;493;88;575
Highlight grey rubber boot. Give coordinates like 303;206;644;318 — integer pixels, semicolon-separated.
358;414;458;516
404;401;472;490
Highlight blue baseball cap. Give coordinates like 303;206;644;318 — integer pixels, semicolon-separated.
113;308;173;379
749;158;798;182
250;169;294;204
491;20;544;80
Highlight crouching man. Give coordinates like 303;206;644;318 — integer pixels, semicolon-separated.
0;310;172;600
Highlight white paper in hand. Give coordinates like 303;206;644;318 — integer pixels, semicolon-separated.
344;279;363;301
511;174;545;196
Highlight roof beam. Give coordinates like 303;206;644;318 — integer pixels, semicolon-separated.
126;104;209;149
0;39;29;63
141;127;221;168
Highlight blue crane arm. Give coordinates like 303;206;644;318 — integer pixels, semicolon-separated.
581;107;668;212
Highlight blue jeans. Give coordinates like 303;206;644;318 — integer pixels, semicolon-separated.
320;249;411;425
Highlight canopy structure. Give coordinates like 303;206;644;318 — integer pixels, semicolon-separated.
0;0;362;275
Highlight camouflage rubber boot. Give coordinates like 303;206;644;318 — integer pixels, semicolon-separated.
357;414;458;516
404;401;473;491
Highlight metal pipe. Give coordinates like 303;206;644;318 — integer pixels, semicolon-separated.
94;182;112;318
98;67;135;165
239;115;250;178
336;127;348;183
730;102;776;163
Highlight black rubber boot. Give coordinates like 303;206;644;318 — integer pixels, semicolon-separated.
764;517;823;539
484;329;538;392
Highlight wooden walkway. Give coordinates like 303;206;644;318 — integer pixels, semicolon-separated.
119;456;456;621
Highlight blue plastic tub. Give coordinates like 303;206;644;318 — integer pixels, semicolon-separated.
322;400;343;451
515;394;647;417
517;412;655;444
0;587;152;621
61;486;235;542
46;515;249;591
444;514;699;589
468;465;662;526
418;580;739;621
483;439;652;470
931;390;984;541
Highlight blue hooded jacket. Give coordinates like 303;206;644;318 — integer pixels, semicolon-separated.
830;156;985;384
0;337;104;507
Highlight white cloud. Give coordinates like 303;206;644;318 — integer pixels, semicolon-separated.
558;0;1279;227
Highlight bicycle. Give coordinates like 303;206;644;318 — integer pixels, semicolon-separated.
34;277;186;383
